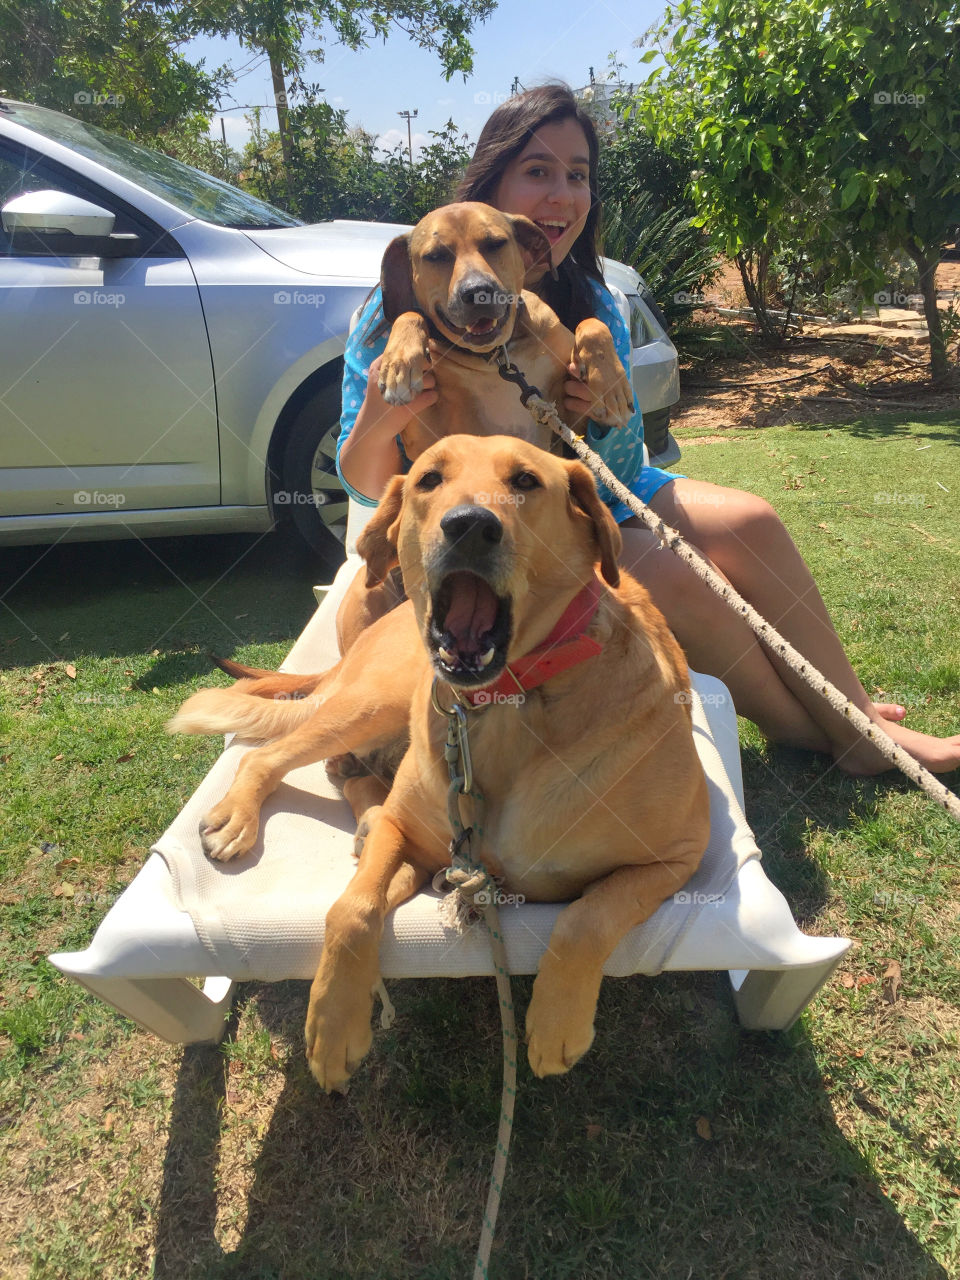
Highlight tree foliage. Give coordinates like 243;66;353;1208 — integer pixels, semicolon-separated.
639;0;960;375
0;2;228;144
240;108;470;221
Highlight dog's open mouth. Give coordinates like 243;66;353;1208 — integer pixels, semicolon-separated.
434;306;509;349
428;571;512;686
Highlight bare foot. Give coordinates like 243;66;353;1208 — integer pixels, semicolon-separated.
834;719;960;777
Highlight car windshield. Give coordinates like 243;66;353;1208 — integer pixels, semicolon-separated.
3;101;302;229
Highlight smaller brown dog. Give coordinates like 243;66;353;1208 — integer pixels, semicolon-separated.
375;201;633;459
338;200;635;650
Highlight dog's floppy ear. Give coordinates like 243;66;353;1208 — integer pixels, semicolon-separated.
566;462;622;586
381;234;417;323
356;475;406;587
504;214;553;287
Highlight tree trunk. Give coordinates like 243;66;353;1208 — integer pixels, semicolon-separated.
736;247;782;345
906;241;949;380
265;42;295;211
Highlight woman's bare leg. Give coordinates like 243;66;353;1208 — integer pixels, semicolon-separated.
621;479;960;775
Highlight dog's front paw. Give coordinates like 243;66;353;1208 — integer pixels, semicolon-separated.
198;798;260;861
574;321;634;428
525;971;599;1077
378;340;429;406
305;982;374;1092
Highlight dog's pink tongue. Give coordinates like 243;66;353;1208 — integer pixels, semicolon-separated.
443;573;498;653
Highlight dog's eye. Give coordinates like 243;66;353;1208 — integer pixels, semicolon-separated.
416;469;444;491
481;237;509;253
511;470;541;492
423;247;452;264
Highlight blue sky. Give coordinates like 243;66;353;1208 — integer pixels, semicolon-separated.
189;0;664;155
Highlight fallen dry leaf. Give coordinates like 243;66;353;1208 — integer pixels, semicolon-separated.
839;972;855;988
856;974;876;988
696;1116;713;1141
116;751;136;763
585;1124;602;1141
52;753;64;762
882;959;902;1004
55;858;80;870
53;882;76;898
65;664;77;680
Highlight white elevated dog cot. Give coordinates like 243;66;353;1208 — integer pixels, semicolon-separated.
50;505;851;1044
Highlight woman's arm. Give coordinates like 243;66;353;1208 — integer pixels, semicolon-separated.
336;290;437;505
339;356;436;502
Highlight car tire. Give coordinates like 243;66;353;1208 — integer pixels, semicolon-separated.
280;380;350;557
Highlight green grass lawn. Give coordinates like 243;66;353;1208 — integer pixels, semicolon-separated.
1;413;958;1279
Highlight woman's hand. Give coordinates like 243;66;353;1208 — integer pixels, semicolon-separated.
339;355;438;502
563;361;598;424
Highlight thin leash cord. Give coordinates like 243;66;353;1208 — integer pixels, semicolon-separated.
496;352;960;822
437;698;518;1279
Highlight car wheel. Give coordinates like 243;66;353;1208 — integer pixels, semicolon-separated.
280;381;350;556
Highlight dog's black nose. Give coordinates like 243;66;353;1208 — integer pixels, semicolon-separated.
456;274;504;312
440;504;503;547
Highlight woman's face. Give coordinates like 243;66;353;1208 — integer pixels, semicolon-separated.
492;117;593;267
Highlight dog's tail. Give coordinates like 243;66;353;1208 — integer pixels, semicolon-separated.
167;657;331;739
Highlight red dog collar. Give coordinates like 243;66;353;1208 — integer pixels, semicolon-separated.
460;577;604;708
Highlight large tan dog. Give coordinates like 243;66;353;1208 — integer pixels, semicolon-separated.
170;437;709;1090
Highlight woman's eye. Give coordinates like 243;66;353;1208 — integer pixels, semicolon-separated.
570;170;588;183
526;166;547;179
511;470;541;492
416;469;443;491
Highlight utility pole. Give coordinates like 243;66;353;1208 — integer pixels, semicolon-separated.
398;108;418;165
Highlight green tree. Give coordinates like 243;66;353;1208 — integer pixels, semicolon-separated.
0;1;227;145
188;0;494;195
641;0;960;376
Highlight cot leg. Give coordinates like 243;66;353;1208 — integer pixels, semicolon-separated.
60;972;236;1044
730;958;845;1031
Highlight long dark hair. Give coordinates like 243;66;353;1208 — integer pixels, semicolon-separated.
454;83;605;330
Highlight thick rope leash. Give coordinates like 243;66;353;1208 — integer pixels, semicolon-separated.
496;348;960;823
432;686;518;1280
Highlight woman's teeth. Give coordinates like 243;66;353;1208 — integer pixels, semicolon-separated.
537;221;567;244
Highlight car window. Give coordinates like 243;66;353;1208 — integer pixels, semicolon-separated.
4;101;302;230
0;139;180;257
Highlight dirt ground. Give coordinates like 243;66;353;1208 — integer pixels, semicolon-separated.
671;259;960;435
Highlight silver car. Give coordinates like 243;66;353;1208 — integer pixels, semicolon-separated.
0;98;680;554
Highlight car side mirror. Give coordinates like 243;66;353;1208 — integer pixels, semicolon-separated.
2;189;141;256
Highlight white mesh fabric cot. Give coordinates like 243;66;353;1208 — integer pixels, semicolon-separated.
50;521;851;1044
